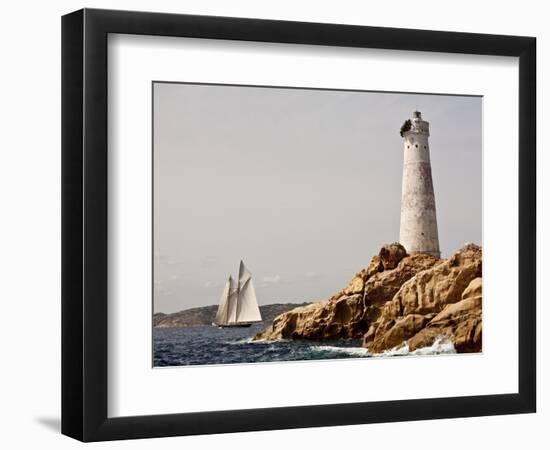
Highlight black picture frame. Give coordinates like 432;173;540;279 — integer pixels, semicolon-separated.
61;8;536;442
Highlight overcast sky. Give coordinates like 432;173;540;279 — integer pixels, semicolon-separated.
153;83;481;313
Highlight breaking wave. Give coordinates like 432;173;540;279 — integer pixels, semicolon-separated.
312;345;371;357
375;337;457;357
311;337;456;359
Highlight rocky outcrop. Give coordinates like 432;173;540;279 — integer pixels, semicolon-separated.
254;243;482;354
254;243;439;341
364;244;482;353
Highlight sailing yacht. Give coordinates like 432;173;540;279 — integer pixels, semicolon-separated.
213;261;262;327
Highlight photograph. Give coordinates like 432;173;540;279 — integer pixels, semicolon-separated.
152;82;483;367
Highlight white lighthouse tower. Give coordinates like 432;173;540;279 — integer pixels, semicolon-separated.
399;111;440;258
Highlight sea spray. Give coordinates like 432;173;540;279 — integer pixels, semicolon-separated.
312;345;371;357
312;337;456;359
375;337;456;357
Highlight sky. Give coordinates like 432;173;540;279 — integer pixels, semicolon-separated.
153;83;482;313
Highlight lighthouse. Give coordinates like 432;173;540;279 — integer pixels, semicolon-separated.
399;111;440;258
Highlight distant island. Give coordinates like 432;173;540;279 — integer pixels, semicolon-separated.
154;302;311;328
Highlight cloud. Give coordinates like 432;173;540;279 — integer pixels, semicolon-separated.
204;280;221;289
165;258;183;266
154;286;172;296
304;271;321;279
201;256;218;266
261;275;281;287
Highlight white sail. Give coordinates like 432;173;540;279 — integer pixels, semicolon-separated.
236;261;262;323
214;277;232;325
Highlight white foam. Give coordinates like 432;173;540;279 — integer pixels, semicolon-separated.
313;337;456;358
312;346;371;357
249;335;293;343
226;337;291;345
375;337;457;357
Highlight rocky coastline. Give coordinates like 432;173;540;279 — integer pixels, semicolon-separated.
254;243;482;354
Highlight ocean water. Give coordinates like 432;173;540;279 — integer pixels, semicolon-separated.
153;324;456;367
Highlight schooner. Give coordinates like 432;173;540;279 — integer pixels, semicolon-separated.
213;261;262;327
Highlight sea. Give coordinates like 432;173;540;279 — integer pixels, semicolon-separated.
153;323;456;367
